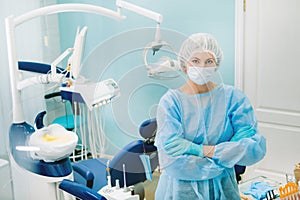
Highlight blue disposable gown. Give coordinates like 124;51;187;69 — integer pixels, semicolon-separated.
154;84;266;200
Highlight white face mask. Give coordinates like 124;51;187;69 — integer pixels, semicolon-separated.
187;66;217;85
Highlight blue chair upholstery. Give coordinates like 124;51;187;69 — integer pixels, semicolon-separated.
59;179;106;200
72;158;109;191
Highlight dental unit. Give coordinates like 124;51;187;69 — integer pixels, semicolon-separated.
60;79;120;110
5;1;164;200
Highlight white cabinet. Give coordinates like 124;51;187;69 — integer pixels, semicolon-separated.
0;159;13;200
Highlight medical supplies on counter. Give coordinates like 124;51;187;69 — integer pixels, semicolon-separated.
239;172;300;200
239;176;281;200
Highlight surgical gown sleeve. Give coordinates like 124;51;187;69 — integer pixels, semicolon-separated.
212;89;266;168
155;91;225;181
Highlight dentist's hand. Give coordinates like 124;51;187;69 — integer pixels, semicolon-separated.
164;137;203;157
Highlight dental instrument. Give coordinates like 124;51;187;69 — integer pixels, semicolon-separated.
107;160;112;188
123;164;128;192
106;160;111;177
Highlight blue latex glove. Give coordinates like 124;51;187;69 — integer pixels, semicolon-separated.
243;182;273;199
164;137;203;157
230;126;256;142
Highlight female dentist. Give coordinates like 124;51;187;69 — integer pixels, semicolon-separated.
154;33;266;199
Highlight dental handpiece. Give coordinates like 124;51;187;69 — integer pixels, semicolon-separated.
123;164;128;192
106;160;111;188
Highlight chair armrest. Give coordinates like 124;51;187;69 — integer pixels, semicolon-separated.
59;179;106;200
73;163;95;188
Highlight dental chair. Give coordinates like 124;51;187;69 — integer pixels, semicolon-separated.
59;118;158;200
235;165;246;183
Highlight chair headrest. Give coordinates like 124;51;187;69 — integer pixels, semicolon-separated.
139;118;157;140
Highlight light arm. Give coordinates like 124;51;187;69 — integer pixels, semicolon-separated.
116;0;162;23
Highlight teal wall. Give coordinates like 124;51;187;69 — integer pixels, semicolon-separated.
57;0;235;154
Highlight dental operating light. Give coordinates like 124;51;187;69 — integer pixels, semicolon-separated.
116;0;181;79
143;40;181;79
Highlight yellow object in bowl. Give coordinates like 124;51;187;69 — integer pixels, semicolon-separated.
42;133;70;142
